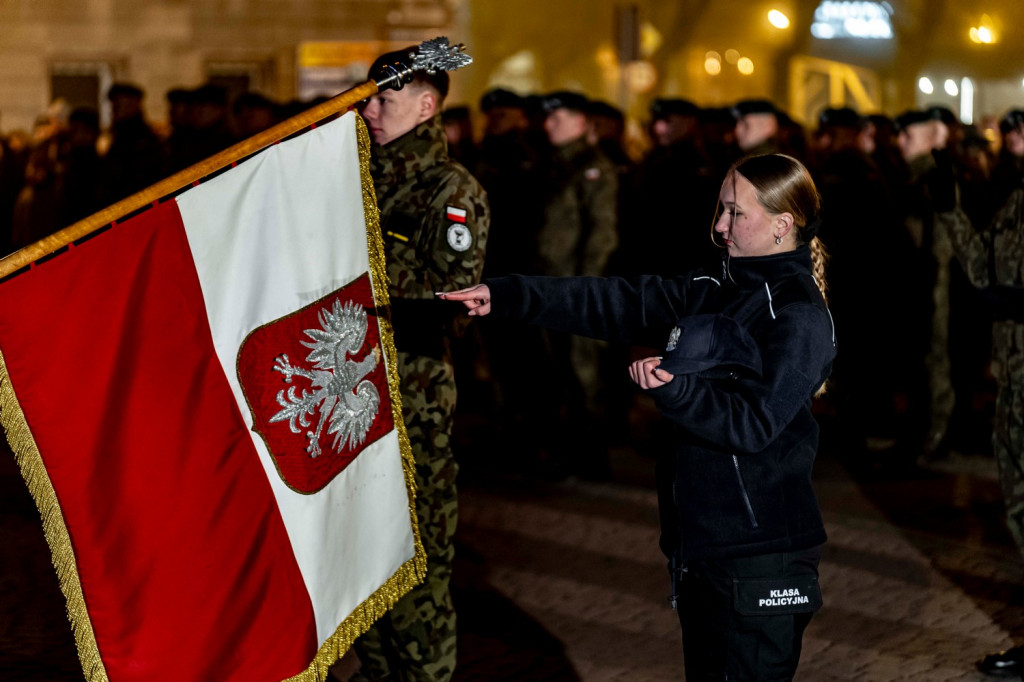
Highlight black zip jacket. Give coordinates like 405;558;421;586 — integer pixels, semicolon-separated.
486;246;835;561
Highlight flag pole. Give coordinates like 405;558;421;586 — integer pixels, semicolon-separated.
0;36;471;279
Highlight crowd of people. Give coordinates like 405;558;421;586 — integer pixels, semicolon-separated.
0;81;312;254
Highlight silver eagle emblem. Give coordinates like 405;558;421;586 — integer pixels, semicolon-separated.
269;298;381;458
666;326;681;352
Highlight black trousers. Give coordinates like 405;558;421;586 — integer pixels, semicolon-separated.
675;546;822;681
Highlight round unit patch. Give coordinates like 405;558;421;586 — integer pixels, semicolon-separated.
447;223;472;252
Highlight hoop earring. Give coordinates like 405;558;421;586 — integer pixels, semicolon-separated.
775;235;782;245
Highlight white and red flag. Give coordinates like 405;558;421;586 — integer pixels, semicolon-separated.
0;111;424;681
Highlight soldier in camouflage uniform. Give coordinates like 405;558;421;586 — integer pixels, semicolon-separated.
534;91;618;477
944;111;1024;675
349;49;489;682
894;110;956;459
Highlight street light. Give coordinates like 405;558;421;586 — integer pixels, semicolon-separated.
969;14;997;44
768;10;790;29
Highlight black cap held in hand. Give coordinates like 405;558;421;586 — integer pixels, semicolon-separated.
658;314;763;377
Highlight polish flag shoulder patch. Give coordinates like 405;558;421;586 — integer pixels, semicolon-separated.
445;205;467;223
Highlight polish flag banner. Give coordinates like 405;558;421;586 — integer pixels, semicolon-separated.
0;111;424;681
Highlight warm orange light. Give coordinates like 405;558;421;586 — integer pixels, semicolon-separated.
737;57;754;75
969;15;997;44
704;57;722;76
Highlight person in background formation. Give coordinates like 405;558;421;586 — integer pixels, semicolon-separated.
585;99;632;171
810;107;910;456
61;106;103;227
103;82;165;205
891;109;958;461
232;91;278;141
619;97;719;279
933;108;1024;677
10;103;69;249
733;99;782;158
471;87;549;468
441;105;478;171
347;47;489;682
533;90;619;479
442;153;835;680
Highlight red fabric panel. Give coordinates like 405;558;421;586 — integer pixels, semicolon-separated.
0;202;318;681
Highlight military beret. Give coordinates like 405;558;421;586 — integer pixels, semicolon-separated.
480;88;524;112
1000;109;1024;135
658;314;763;377
818;107;863;130
925;105;958;126
650;98;699;119
731;99;777;119
192;84;228;106
540;91;589;114
107;82;144;101
233;92;274;112
166;87;194;105
368;47;450;98
586;100;623;121
893;110;931;133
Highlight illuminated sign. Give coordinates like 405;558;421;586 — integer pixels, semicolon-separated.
811;1;893;40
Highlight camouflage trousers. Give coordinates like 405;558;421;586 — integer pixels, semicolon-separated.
924;228;955;453
991;322;1024;557
352;352;459;682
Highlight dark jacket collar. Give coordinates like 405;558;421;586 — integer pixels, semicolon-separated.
371;115;448;184
722;245;814;288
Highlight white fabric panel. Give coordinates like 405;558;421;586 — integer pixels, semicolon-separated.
175;112;414;644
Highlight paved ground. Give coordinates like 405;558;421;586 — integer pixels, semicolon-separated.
3;400;1023;680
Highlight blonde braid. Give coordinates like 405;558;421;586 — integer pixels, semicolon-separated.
808;236;829;305
807;236;830;396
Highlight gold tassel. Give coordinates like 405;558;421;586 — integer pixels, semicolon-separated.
0;348;110;681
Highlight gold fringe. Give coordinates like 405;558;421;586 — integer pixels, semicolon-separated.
284;114;428;682
0;347;109;681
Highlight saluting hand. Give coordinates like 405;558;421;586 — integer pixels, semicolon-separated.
436;284;492;316
629;357;674;390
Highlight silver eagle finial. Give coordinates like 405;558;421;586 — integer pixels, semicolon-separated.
373;37;473;92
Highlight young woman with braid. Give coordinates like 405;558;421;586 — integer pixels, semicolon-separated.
441;154;836;679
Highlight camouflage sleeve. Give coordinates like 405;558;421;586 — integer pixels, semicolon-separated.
419;170;490;295
943;204;991;289
577;160;619;277
945;187;1024;289
989;188;1024;287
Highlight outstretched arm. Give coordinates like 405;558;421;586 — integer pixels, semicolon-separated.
436;284;492;316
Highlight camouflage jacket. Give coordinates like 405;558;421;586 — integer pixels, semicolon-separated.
946;185;1024;323
370;115;489;357
537;137;618;277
